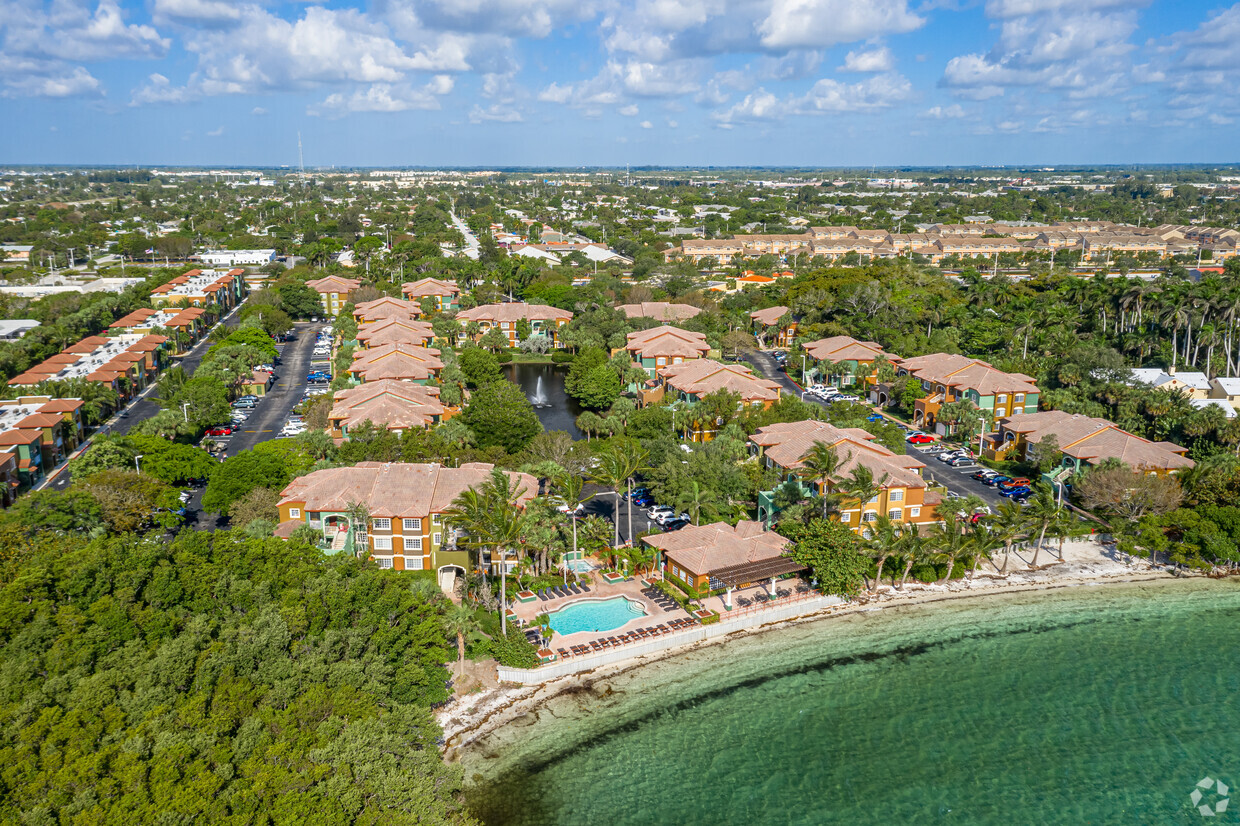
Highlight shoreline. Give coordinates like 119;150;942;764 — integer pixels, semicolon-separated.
437;542;1194;760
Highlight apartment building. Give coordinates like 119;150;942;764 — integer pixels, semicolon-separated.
803;335;899;389
625;326;710;377
327;380;447;438
306;275;362;317
455;303;573;348
750;306;797;348
642;520;796;595
150;268;245;311
652;360;781;438
275;462;537;575
0;396;85;490
109;307;207;351
354;317;437;349
8;334;168;399
401;278;461;314
750;420;940;533
983;410;1193;476
885;353;1040;434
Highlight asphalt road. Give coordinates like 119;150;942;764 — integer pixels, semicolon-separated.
580;484;661;546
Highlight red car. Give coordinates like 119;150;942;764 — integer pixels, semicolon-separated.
998;478;1031;490
204;425;233;436
906;434;936;444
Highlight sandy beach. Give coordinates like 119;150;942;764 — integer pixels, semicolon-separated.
438;538;1187;759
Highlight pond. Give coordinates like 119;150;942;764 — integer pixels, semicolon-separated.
503;362;584;439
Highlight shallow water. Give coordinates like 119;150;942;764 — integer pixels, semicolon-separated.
463;580;1240;825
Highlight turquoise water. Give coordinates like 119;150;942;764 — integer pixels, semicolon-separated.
464;580;1240;825
547;596;647;635
564;559;595;573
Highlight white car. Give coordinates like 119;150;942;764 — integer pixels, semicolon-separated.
647;505;674;521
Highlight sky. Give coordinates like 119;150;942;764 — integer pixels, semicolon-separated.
0;0;1237;167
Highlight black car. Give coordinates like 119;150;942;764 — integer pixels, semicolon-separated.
662;518;690;532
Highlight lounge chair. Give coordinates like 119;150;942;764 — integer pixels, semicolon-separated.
557;648;570;659
570;584;582;594
580;584;590;592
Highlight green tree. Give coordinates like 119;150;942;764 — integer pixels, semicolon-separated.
202;450;292;516
459;347;502;388
79;469;180;533
574;363;622;410
479;326;510;352
461;380;542;453
783;518;868;598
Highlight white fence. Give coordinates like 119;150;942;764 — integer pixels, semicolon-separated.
496;593;845;684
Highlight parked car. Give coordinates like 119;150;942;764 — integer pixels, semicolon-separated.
866;413;885;422
906;434;936;445
204;425;233;436
626;486;651;501
998;478;1032;490
655;510;690;525
948;456;974;467
999;485;1032;498
937;451;968;462
661;518;690;532
647;505;674;521
632;494;654;507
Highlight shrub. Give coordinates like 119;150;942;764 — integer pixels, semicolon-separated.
495;351;512;364
551;350;574;364
488;628;540;668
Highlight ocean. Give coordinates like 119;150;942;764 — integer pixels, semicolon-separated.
462;580;1240;825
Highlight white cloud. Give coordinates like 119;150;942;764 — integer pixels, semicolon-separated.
925;103;966;118
640;119;653;127
796;72;912;112
130;72;192;105
309;78;453;117
18;0;170;62
207;125;225;136
251;106;268;115
840;47;895;73
714;89;781;123
469;103;522;122
759;0;924;49
538;82;573;103
151;0;244;26
0;54;102;98
619;103;639;116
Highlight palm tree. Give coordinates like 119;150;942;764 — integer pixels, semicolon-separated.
444;469;529;635
840;464;888;530
989;500;1028;574
675;480;715;526
1023;485;1060;568
896;524;929;589
967;523;1004;580
553;471;594;581
590;438;648;547
799;441;847;520
443;603;478;679
866;515;903;593
931;512;970;585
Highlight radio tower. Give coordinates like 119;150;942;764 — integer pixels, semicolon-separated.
297;132;306;186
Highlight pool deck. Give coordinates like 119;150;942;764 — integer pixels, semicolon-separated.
512;574;810;659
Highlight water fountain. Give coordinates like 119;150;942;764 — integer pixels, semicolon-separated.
529;375;550;408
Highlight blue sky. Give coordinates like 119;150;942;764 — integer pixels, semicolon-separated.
1;0;1237;167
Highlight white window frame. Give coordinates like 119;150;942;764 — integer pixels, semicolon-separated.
888;490;904;502
403;536;422;551
887;508;902;520
432;513;442;525
405;555;424;570
373;537;392;551
862;511;878;523
372;517;391;531
288;508;301;519
403;517;421;532
909;506;921;518
433;533;442;546
377;557;393;569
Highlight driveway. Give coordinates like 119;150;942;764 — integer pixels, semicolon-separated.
911;445;1004;507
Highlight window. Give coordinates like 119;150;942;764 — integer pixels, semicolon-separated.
405;555;424;570
889;490;904;502
373;537;392;550
377;557;393;569
840;511;852;523
356;531;368;546
403;517;421;532
909;507;921;518
867;494;880;504
432;514;442;525
372;518;391;531
862;511;877;523
656;357;666;366
433;533;442;546
887;509;902;520
1015;394;1025;402
288;508;301;519
403;537;422;551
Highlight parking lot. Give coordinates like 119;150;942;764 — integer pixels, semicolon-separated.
198;320;326;459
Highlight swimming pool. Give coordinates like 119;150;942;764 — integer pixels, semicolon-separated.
548;596;647;636
564;558;596;573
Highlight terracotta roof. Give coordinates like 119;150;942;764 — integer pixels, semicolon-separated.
625;326;711;360
750;420;927;489
17;412;65;428
659;359;781;403
750;306;791;326
642;520;789;576
356;319;437;347
402;278;460;298
306;275;362;294
898;352;1038;396
616;302;702;321
349;344;443;381
110;309;158;328
331;380;446;430
38;399;83;413
277;461;536;518
456;303;573;324
0;428;41;446
804;335;896;364
999;410;1193;472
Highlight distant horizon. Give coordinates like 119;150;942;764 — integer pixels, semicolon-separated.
2;1;1239;167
